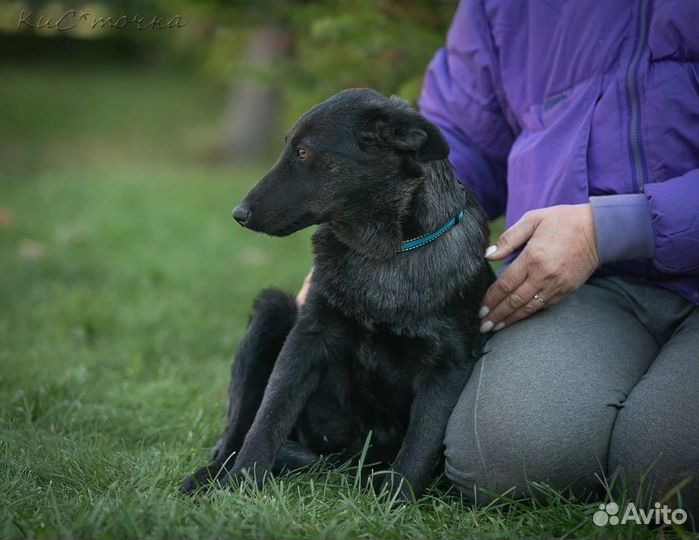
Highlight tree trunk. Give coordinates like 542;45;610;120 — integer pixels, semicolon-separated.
217;24;292;162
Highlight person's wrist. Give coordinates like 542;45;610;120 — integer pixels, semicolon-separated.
589;194;654;264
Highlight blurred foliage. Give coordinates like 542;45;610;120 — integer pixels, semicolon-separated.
290;2;453;105
1;0;455;148
161;0;456;109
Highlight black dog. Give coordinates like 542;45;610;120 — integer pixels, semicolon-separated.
183;89;494;499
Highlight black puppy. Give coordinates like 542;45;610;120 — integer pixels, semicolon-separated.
183;89;494;499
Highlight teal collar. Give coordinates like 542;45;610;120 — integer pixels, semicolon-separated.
397;210;465;253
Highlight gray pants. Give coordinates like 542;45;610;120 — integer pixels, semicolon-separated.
444;275;698;517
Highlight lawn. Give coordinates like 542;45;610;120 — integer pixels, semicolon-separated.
0;61;667;539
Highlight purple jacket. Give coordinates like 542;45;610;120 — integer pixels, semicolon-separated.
419;0;699;304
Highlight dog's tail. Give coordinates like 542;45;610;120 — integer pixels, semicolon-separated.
212;288;298;460
250;287;298;329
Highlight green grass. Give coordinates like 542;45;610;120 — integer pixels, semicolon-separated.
0;60;675;539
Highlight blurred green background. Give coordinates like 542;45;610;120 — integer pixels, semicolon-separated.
1;3;621;540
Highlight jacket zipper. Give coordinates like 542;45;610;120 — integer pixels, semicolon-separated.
626;0;651;191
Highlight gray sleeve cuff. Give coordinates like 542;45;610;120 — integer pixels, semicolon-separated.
589;194;655;263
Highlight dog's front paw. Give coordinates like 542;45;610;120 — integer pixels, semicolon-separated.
226;462;269;489
181;463;229;495
374;473;415;505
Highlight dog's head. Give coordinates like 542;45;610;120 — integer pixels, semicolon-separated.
232;88;449;236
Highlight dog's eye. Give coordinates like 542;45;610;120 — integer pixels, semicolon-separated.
297;148;309;160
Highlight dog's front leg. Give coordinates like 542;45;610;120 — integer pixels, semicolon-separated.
384;362;473;501
224;311;348;487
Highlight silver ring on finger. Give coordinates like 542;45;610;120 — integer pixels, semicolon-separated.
533;293;545;305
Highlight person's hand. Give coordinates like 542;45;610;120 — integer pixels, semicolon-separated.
296;268;313;306
479;204;599;333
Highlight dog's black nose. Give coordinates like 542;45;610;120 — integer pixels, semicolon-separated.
232;204;250;226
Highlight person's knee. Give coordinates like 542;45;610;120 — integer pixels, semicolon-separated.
443;355;607;501
609;412;698;524
609;313;699;520
609;397;698;518
445;419;604;502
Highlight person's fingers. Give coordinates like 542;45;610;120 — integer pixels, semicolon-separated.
485;212;540;261
498;290;566;329
481;277;543;328
479;258;529;328
295;268;313;306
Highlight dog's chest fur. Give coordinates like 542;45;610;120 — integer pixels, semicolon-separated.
316;226;478;316
311;164;489;340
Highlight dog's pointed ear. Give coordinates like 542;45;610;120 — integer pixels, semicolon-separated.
361;107;450;162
